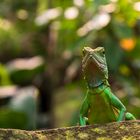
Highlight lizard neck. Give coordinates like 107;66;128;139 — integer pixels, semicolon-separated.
87;81;110;95
86;79;110;89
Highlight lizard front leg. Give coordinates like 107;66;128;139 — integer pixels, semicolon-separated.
111;94;126;122
79;94;90;126
104;87;126;122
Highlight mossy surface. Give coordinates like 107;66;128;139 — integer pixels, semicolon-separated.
0;121;139;139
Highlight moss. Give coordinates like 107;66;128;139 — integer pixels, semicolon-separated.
9;138;16;140
133;122;140;129
65;130;75;140
119;125;129;131
0;121;139;139
97;137;112;140
12;131;32;139
0;133;5;137
120;125;126;129
92;128;106;134
36;134;47;140
122;136;135;140
78;132;88;139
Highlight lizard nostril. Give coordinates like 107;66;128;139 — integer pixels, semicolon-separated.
82;50;86;56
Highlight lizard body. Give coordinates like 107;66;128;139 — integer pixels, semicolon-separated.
80;47;136;125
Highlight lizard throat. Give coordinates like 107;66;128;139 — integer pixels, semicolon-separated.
88;83;108;95
83;60;105;88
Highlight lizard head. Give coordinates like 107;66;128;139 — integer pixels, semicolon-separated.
82;47;108;79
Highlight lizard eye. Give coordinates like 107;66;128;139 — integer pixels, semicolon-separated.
102;50;105;54
82;49;85;56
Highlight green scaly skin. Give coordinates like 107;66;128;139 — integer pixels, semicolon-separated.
80;47;136;126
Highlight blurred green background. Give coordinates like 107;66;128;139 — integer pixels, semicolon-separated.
0;0;140;130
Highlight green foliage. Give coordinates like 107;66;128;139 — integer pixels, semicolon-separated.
0;64;11;85
8;89;37;129
9;62;44;85
0;108;27;129
0;27;20;61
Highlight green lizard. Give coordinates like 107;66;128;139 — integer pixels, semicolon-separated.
80;47;136;126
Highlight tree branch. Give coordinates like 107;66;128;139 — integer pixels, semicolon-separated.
0;121;139;140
